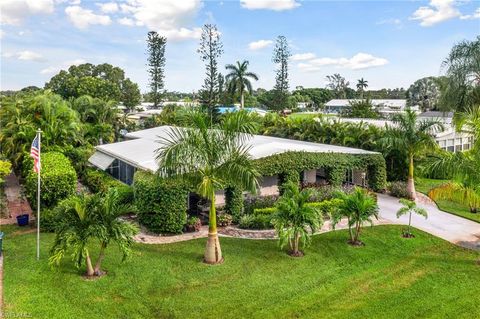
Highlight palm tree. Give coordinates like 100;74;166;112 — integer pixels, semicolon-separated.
441;36;480;112
272;181;323;257
396;199;428;237
356;78;368;98
429;183;480;214
332;187;379;246
49;190;138;277
155;110;260;264
382;110;444;200
225;60;259;109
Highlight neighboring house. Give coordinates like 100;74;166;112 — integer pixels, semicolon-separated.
296;102;309;109
324;99;418;117
217;106;268;117
336;111;474;153
126;109;163;126
88;126;380;205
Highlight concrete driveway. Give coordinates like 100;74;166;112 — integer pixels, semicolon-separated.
377;193;480;251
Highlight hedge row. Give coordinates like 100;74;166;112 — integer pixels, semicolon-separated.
254;151;386;192
134;171;188;234
25;152;77;208
81;167;134;205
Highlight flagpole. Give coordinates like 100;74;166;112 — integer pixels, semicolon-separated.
36;129;42;261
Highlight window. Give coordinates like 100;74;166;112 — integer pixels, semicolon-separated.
106;159;136;185
447;146;454;152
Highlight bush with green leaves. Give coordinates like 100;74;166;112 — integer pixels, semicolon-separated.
134;171;188;234
82;167;134;205
225;186;244;221
388;181;409;199
217;213;233;227
0;159;11;184
238;214;272;230
244;195;279;215
25;152;77;208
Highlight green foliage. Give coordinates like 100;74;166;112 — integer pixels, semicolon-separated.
134;171;188;234
238;214;272;230
146;31;167;107
0;159;11;184
342;99;379;118
396;198;428;236
272;35;291;109
49;189;138;276
45;63;140;103
225;185;244;222
62;145;94;176
225;60;258;109
0;91;82;166
217;213;233;227
198;24;223;108
81;167;135;206
25;152;77;208
272;182;323;255
388;181;409;198
332;187;379;245
122;78;141;111
244;195;279;215
253;207;277;215
255;151;386;191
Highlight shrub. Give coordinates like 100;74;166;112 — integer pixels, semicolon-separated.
389;181;409;198
253;207;277;215
185;216;202;232
25;152;77;208
134;171;188;234
40;208;60;232
244;195;279;215
217;213;233;227
238;214;272;230
63;145;94;176
82;167;134;205
0;160;11;184
225;186;244;222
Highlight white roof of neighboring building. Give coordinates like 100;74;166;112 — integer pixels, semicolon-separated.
325;99;407;108
90;125;378;173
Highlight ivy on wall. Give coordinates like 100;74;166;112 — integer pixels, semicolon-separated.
254;151;386;192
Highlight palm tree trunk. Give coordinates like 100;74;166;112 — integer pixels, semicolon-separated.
86;252;94;277
240;91;244;109
94;243;106;275
407;154;416;200
204;194;223;264
408;212;412;235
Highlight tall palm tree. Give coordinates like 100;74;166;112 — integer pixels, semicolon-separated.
441;36;480;112
272;181;323;257
382;110;444;200
356;78;368;99
155;110;260;264
225;60;259;109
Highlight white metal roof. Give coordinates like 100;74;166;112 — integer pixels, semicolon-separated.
325;99;407;108
89;125;378;173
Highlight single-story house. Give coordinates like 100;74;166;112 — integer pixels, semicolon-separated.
335;111;474;153
88;126;384;205
324;99;419;117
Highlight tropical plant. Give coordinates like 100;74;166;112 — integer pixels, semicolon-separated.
429;183;480;214
382;110;444;199
0;91;83;166
272;182;323;257
225;60;259;109
356;78;368;98
326;74;350;99
407;77;441;111
342;99;379;118
0;160;11;184
441;36;480;112
155;110;259;264
49;189;138;277
332;187;379;246
396;199;428;237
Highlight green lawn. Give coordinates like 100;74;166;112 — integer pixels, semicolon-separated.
288;113;323;120
3;224;480;319
416;178;480;223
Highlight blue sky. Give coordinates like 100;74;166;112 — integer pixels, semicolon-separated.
1;0;479;93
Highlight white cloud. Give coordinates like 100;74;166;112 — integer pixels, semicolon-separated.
40;58;86;74
2;50;46;62
118;17;135;26
115;0;203;41
410;0;461;26
97;2;119;14
0;0;54;25
460;7;480;20
248;39;273;50
298;53;389;72
240;0;300;11
291;53;316;61
65;6;112;29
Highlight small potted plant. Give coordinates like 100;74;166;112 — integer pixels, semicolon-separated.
185;216;202;232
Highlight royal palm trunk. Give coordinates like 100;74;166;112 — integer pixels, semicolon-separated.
86;252;94;276
204;194;223;264
407;154;416;200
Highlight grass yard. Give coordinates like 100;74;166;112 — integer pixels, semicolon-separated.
288;112;324;120
416;178;480;223
2;224;480;319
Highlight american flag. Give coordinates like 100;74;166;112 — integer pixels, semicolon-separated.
30;135;40;173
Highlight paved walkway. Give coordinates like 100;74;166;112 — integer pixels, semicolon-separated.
0;173;33;225
377;193;480;251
